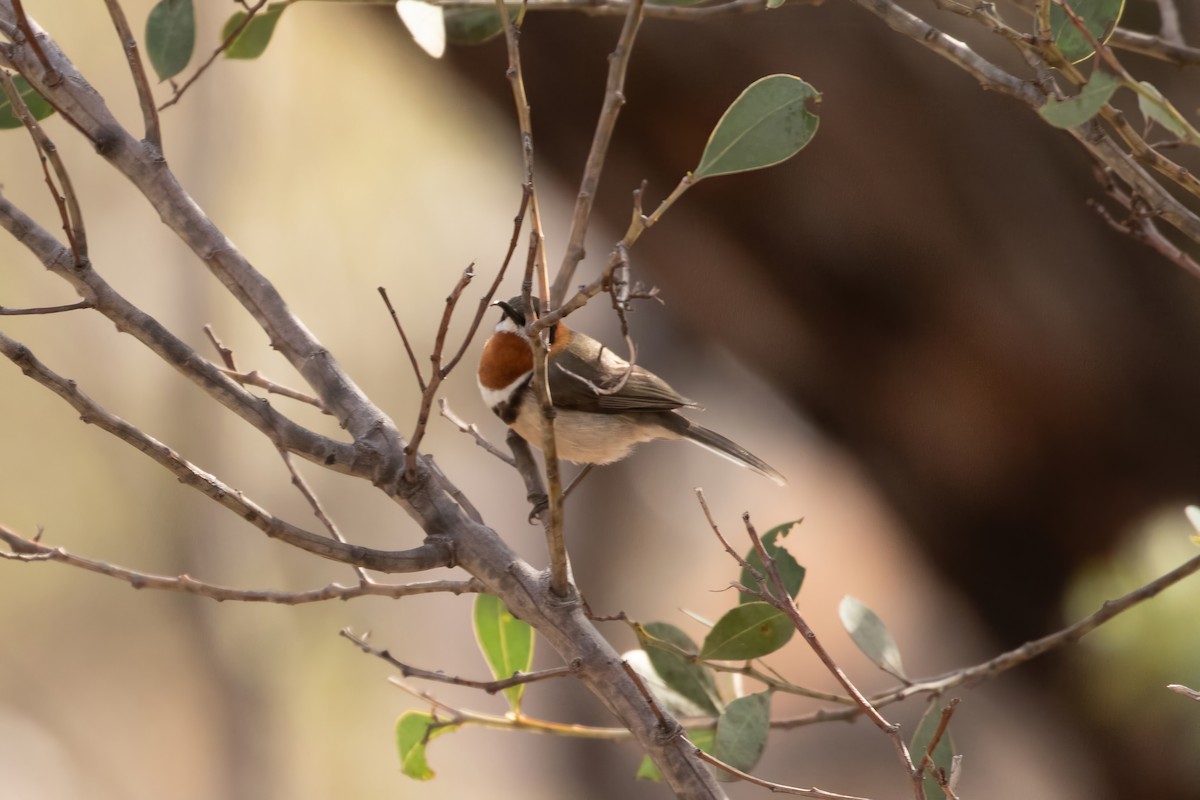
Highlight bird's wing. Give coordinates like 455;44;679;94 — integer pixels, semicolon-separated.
549;339;692;413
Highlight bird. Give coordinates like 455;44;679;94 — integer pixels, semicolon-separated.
477;295;786;486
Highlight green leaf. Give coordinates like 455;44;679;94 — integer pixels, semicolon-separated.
473;593;534;713
638;622;721;716
838;596;907;680
1038;67;1118;128
1049;0;1125;64
1136;81;1190;139
700;602;794;661
739;520;805;604
694;74;820;181
0;75;55;130
911;700;956;797
636;728;716;782
444;7;509;45
145;0;195;81
713;692;771;773
395;711;458;780
222;3;289;60
765;0;786;7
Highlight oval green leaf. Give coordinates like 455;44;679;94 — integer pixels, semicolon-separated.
694;74;820;181
839;595;907;680
911;700;956;796
445;7;507;45
222;3;289;60
145;0;195;81
472;593;534;713
1136;81;1193;141
739;520;805;605
396;710;459;780
0;75;55;130
638;622;721;716
1049;0;1125;64
1038;67;1118;128
713;692;771;773
700;602;794;661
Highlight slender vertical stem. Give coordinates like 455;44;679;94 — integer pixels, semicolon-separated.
549;0;646;307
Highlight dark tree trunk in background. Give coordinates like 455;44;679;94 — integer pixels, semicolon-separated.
441;4;1200;797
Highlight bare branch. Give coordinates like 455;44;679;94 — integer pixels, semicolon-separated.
342;628;579;692
549;0;646;306
0;331;451;573
100;0;160;148
378;286;427;392
0;69;86;264
1109;28;1200;66
407;265;475;474
691;745;876;799
0;524;479;602
279;449;371;583
0;300;90;315
439;398;516;466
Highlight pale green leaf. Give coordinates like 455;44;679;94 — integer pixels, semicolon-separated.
1136;81;1189;139
395;711;458;780
1038;67;1118;128
700;602;794;660
694;74;820;180
638;622;721;716
839;596;907;679
222;3;289;60
713;692;771;773
473;593;534;713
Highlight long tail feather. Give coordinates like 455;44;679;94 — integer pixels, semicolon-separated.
677;420;787;486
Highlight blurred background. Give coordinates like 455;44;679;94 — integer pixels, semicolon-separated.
2;0;1199;798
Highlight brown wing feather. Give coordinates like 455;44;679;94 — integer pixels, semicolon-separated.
549;334;693;413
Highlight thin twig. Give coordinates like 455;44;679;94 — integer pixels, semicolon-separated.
387;675;638;739
342;628;579;692
1108;28;1200;67
378;286;427;392
406;265;475;475
1153;0;1183;47
0;330;451;574
203;323;329;410
0;69;86;265
549;0;646;307
280;449;370;584
0;523;478;602
100;0;160;148
217;366;329;411
439;398;516;466
9;0;55;84
0;300;90;315
691;745;875;799
158;0;272;111
441;184;533;377
915;699;960;787
202;323;238;369
741;512;922;798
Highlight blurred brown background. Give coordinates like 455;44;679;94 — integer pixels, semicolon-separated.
2;1;1200;798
